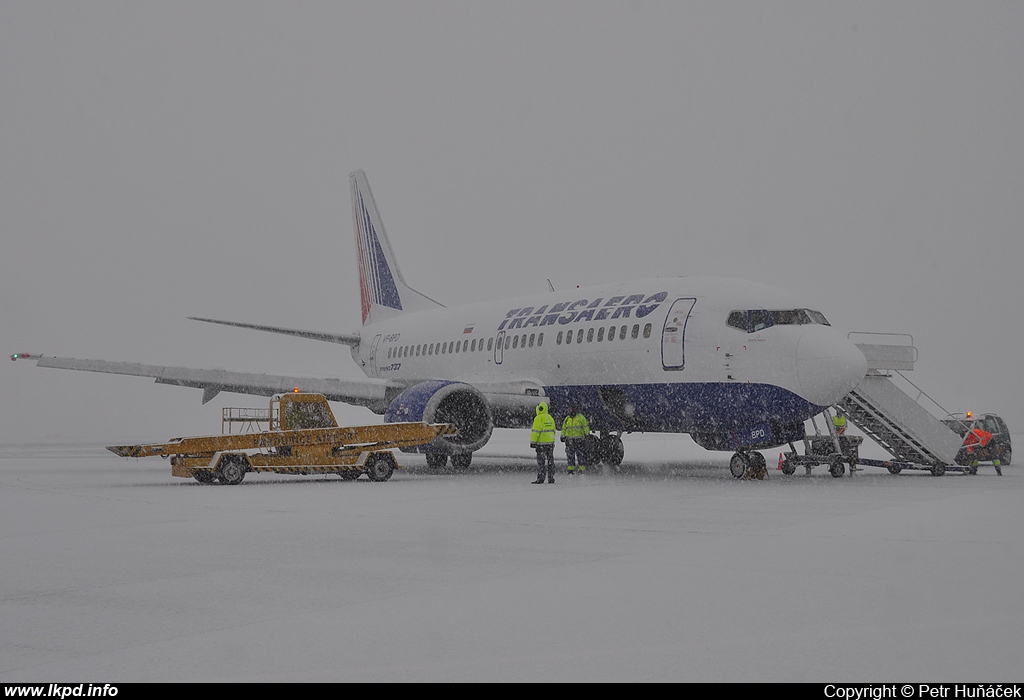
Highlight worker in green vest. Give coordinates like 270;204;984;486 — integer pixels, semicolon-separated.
832;413;847;436
530;401;557;484
561;405;590;474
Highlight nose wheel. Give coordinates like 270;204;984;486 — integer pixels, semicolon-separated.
828;456;845;478
730;451;767;479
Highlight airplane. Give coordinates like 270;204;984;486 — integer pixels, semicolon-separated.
12;170;868;476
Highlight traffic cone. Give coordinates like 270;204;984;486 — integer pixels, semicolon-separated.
777;453;784;470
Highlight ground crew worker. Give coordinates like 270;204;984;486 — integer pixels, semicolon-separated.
831;412;852;470
561;405;590;474
530;401;557;484
964;425;1001;475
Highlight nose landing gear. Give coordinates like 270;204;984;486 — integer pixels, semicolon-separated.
730;451;768;479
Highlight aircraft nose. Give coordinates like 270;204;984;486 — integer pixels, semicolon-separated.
796;327;867;406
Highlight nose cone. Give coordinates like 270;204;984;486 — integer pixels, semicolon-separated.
796;327;867;406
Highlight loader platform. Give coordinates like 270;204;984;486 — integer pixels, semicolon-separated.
108;392;456;484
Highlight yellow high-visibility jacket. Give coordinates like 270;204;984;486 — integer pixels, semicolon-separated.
561;413;590;439
530;403;556;445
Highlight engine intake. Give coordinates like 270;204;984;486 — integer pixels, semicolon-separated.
385;380;493;454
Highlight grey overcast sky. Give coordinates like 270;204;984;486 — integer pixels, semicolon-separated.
2;1;1022;443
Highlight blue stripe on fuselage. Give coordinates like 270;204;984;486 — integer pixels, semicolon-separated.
540;382;821;434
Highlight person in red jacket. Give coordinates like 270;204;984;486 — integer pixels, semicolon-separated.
963;426;1001;475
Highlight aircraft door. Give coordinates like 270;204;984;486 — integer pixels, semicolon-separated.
368;334;382;376
661;298;696;371
494;331;505;365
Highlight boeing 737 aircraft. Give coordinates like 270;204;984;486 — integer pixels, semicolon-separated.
13;170;868;476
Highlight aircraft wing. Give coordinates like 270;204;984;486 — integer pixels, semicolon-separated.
187;317;361;346
20;355;391;408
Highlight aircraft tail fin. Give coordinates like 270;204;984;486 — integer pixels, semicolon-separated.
350;170;443;326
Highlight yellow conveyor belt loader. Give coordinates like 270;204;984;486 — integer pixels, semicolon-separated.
107;392;456;485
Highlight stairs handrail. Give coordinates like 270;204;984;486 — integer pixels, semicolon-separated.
891;369;961;429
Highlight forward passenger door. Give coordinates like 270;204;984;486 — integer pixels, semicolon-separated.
661;298;696;370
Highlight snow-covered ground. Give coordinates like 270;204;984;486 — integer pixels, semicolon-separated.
1;431;1020;682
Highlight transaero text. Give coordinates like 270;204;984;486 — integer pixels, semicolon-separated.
498;292;668;331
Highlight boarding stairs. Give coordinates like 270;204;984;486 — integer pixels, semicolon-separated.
834;334;964;468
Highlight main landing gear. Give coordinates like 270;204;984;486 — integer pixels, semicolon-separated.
451;453;473;470
598;433;625;467
426;452;473;470
581;433;625;472
730;451;768;480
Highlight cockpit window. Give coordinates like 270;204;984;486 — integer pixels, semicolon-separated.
771;309;831;326
726;308;831;332
749;310;772;332
769;310;809;325
805;310;830;325
727;311;747;331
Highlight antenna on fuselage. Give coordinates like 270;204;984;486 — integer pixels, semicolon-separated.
547;279;555;292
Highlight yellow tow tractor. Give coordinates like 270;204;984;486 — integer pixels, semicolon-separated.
107;392;456;485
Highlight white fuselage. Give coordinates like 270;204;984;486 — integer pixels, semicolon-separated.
353;276;866;436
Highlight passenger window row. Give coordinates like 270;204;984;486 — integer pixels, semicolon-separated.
504;333;543;350
387;335;495;360
556;323;652;345
386;321;655;360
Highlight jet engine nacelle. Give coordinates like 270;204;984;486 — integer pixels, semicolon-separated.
384;380;493;455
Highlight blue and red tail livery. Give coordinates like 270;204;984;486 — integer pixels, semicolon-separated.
354;188;402;322
350;171;443;326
